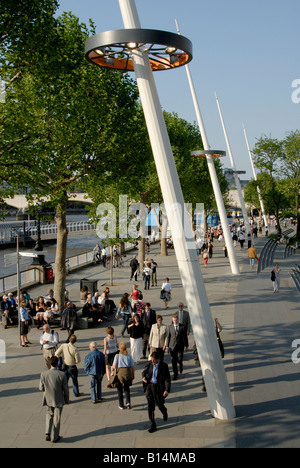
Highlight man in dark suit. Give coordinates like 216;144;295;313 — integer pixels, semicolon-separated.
140;303;157;359
166;314;189;380
39;355;70;442
142;351;171;433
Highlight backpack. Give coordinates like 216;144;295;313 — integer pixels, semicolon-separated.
271;270;276;282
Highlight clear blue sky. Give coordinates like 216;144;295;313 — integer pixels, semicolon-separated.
57;0;300;180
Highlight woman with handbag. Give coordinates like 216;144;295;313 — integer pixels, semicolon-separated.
111;342;135;410
115;293;133;338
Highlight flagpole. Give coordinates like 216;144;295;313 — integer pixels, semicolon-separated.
215;92;251;236
242;124;268;227
175;19;240;276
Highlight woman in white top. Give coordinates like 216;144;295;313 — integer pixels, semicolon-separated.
161;277;172;309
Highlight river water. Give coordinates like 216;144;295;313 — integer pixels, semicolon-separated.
0;215;100;277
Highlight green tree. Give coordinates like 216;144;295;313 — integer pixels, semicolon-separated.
253;136;285;235
281;131;300;238
0;11;140;310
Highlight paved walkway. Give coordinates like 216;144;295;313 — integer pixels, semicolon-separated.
0;235;299;448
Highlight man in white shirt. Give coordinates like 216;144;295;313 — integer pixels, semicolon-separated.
55;335;81;397
40;324;59;369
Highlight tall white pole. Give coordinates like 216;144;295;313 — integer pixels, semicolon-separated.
119;0;235;419
215;92;251;235
175;20;240;276
243;124;268;227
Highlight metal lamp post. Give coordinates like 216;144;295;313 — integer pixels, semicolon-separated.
85;0;235;420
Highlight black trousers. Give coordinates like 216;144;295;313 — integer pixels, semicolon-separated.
146;383;167;426
170;346;184;377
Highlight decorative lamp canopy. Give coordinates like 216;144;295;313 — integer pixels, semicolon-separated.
191;150;226;158
224;169;246;175
85;28;193;72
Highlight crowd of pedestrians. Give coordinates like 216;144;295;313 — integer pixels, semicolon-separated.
36;291;196;441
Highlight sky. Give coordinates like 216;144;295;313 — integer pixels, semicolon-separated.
57;0;300;180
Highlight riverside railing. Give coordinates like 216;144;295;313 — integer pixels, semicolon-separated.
0;241;135;295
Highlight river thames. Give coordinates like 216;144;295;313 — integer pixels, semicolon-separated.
0;215;99;277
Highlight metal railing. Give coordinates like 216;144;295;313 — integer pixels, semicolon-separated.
0;241;136;295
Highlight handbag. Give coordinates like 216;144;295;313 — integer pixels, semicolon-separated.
160;289;166;300
107;355;120;388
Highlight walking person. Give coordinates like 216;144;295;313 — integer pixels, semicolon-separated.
202;248;209;267
148;315;168;362
161;278;172;309
55;335;81;398
166;315;189;380
84;341;106;404
40;324;59;369
39;355;70;443
111;342;135;410
128;314;144;364
130;255;139;281
272;263;281;293
115;293;133;338
129;284;140;309
103;327;118;381
142;351;171;433
101;247;107;267
248;244;258;268
150;259;158;287
143;263;152;290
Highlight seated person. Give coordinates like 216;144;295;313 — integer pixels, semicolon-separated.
82;298;103;326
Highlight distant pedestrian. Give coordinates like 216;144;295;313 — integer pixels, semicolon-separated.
161;278;172;309
202;249;209;267
1;295;13;329
248;244;258;268
150;259;158;287
142;351;170;433
271;263;281;293
55;335;81;398
143;263;152;290
84;341;106;404
130;255;139;281
101;247;107;267
129;284;140;308
39;355;70;443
